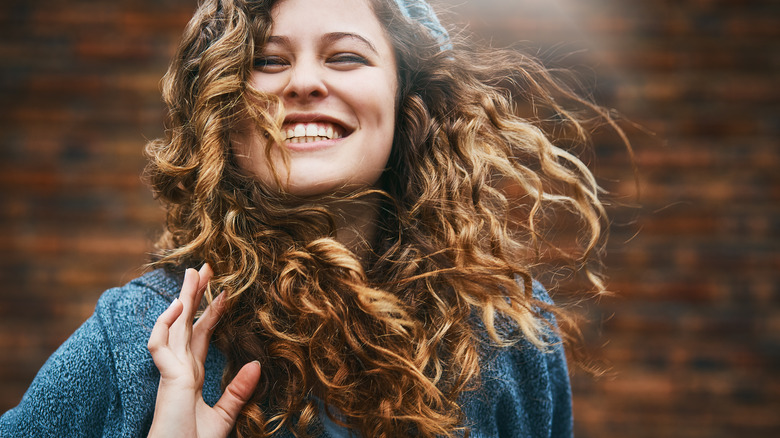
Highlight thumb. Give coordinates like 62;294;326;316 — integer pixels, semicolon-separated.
212;361;261;425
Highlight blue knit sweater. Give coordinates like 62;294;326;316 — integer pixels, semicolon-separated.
0;269;572;437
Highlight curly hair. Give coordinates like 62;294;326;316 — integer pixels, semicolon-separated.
143;0;627;436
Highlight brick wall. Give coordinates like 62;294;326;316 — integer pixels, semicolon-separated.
0;0;193;409
1;0;778;436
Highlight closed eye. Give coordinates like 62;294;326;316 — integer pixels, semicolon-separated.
253;56;289;72
327;53;369;66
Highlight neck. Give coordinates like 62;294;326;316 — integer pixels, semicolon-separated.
325;193;382;260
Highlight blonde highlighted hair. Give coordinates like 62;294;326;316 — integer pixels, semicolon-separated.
144;0;626;436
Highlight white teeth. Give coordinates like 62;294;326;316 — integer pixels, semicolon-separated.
284;122;343;141
287;136;327;144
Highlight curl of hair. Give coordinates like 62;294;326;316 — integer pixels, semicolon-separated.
144;0;628;436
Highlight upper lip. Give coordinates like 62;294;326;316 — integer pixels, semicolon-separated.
283;112;353;133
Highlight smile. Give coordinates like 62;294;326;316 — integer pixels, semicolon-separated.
284;122;345;144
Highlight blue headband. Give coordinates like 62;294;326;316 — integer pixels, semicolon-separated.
393;0;452;51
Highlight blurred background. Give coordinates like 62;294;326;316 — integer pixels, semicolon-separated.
0;0;778;436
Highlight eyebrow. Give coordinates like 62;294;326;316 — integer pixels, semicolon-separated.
322;32;379;55
265;32;379;56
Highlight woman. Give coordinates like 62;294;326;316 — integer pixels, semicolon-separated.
0;0;622;436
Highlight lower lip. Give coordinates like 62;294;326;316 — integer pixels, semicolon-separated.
283;136;344;152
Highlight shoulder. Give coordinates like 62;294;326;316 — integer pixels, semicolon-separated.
96;268;226;405
92;268;184;376
94;268;183;341
0;269;186;437
461;281;573;437
96;268;183;323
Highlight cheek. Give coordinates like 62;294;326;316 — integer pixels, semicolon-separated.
382;84;399;145
231;127;276;183
249;71;282;95
356;74;398;133
231;135;260;176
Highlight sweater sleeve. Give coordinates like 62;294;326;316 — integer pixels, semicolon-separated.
460;282;574;438
0;311;116;437
0;269;228;438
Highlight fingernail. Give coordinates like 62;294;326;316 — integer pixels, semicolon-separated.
169;297;179;308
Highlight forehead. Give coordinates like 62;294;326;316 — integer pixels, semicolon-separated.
269;0;387;42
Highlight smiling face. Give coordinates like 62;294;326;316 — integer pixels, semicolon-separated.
233;0;398;196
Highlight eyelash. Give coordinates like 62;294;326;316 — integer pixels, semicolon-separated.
328;53;368;65
252;53;369;70
253;56;287;69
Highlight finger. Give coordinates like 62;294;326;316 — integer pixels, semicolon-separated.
185;264;213;325
197;263;214;296
191;292;225;362
212;361;261;426
156;297;184;329
167;268;201;352
176;268;201;328
147;298;183;360
192;263;214;320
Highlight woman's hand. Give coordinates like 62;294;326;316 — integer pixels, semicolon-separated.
147;264;261;438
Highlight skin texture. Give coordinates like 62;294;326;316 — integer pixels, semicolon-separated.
233;0;398;196
147;265;262;438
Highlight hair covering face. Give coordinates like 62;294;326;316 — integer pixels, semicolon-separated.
392;0;452;50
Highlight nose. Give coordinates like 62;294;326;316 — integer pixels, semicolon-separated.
282;58;328;102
